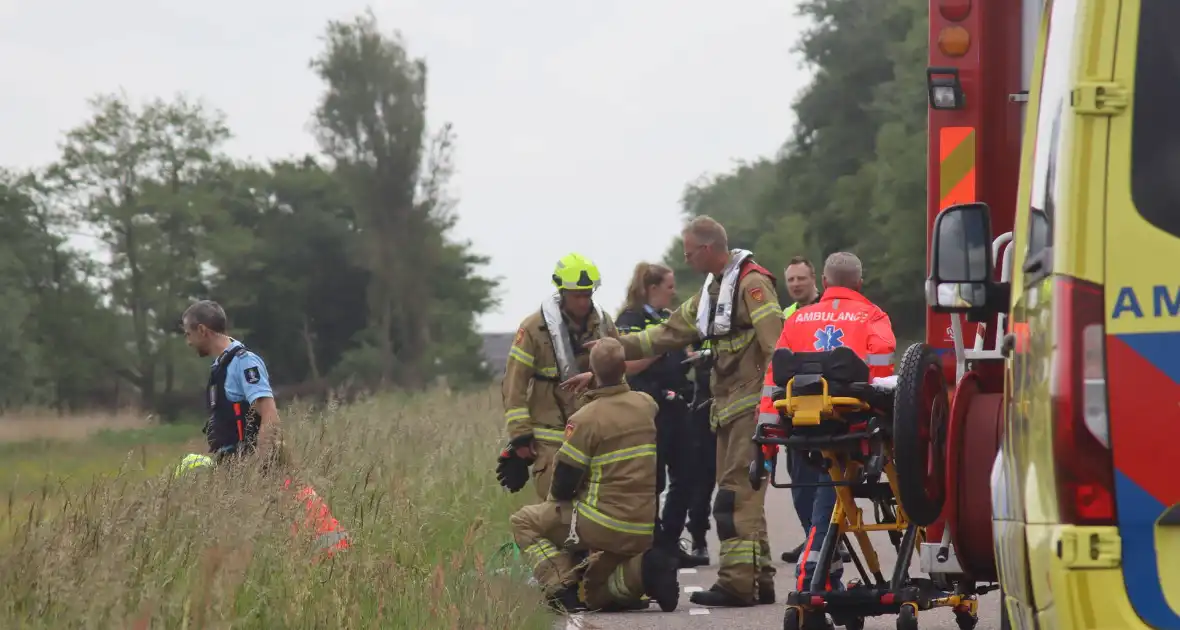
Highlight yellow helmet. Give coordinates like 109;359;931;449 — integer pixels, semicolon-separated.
552;253;601;291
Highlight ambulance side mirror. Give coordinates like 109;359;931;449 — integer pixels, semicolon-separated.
926;202;995;314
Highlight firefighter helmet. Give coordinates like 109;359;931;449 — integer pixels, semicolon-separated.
552;253;601;291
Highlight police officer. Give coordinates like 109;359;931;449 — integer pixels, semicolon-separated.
614;262;704;569
181;300;283;465
683;339;716;563
592;216;785;608
509;338;680;613
756;252;897;591
179;300;350;556
496;253;622;502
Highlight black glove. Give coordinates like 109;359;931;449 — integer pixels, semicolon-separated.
496;450;530;492
495;433;537;493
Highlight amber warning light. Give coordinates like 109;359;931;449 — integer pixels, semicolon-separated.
927;67;965;110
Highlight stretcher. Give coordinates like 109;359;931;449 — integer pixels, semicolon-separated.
751;344;997;630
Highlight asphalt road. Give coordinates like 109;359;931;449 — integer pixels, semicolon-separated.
557;484;1001;630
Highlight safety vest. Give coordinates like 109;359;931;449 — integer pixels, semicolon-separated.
783;295;819;318
540;292;608;383
204;343;257;455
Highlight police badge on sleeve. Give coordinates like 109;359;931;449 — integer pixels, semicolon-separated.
244;366;261;384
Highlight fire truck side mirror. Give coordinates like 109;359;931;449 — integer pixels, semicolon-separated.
926;202;995;313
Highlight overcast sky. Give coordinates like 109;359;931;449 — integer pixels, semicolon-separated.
0;0;812;332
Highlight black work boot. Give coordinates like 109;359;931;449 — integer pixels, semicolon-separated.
675;538;709;568
641;547;680;612
689;533;710;565
598;598;649;612
781;541;806;563
759;582;776;605
688;585;755;608
545;584;586;614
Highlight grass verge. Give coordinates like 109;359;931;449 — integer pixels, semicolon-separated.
0;388;551;629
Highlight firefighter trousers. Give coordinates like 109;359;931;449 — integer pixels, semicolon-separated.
712;408;775;602
530;439;562;502
510;503;648;609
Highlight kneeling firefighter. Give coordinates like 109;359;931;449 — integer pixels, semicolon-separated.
509;337;681;612
496;253;621;501
614;261;704;569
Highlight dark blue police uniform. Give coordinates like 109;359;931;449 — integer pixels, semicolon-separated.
614;305;698;556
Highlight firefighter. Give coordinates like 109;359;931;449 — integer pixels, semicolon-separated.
614;262;704;568
756;252;897;591
586;216;785;608
509;338;681;613
779;256;848;565
178;300;349;556
495;253;622;502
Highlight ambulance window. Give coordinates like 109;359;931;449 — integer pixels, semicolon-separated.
1131;0;1180;239
1026;0;1078;270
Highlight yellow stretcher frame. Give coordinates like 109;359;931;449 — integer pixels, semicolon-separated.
770;376;981;630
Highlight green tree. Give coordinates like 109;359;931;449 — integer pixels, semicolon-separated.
203;157;370;387
310;11;498;388
0;170;121;410
49;92;232;416
659;0;930;338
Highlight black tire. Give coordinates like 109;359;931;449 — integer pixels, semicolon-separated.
896;603;919;630
892;343;950;526
954;610;979;630
1000;589;1011;630
784;606;801;630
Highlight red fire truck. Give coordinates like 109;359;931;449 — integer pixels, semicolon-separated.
922;0;1039;593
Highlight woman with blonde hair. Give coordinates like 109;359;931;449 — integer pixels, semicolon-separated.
614;262;705;568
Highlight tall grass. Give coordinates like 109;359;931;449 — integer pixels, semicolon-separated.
0;388;552;629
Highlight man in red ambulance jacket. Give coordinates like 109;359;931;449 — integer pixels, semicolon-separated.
755;252;896;591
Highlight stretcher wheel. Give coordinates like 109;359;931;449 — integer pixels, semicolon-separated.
896;603;919;630
954;610;979;630
784;606;832;630
892;343;950;526
784;607;801;630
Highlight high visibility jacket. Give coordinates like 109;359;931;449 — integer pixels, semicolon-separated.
757;287;896;426
782;294;819;318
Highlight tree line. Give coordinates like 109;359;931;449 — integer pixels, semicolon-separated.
661;0;930;342
0;11;498;417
